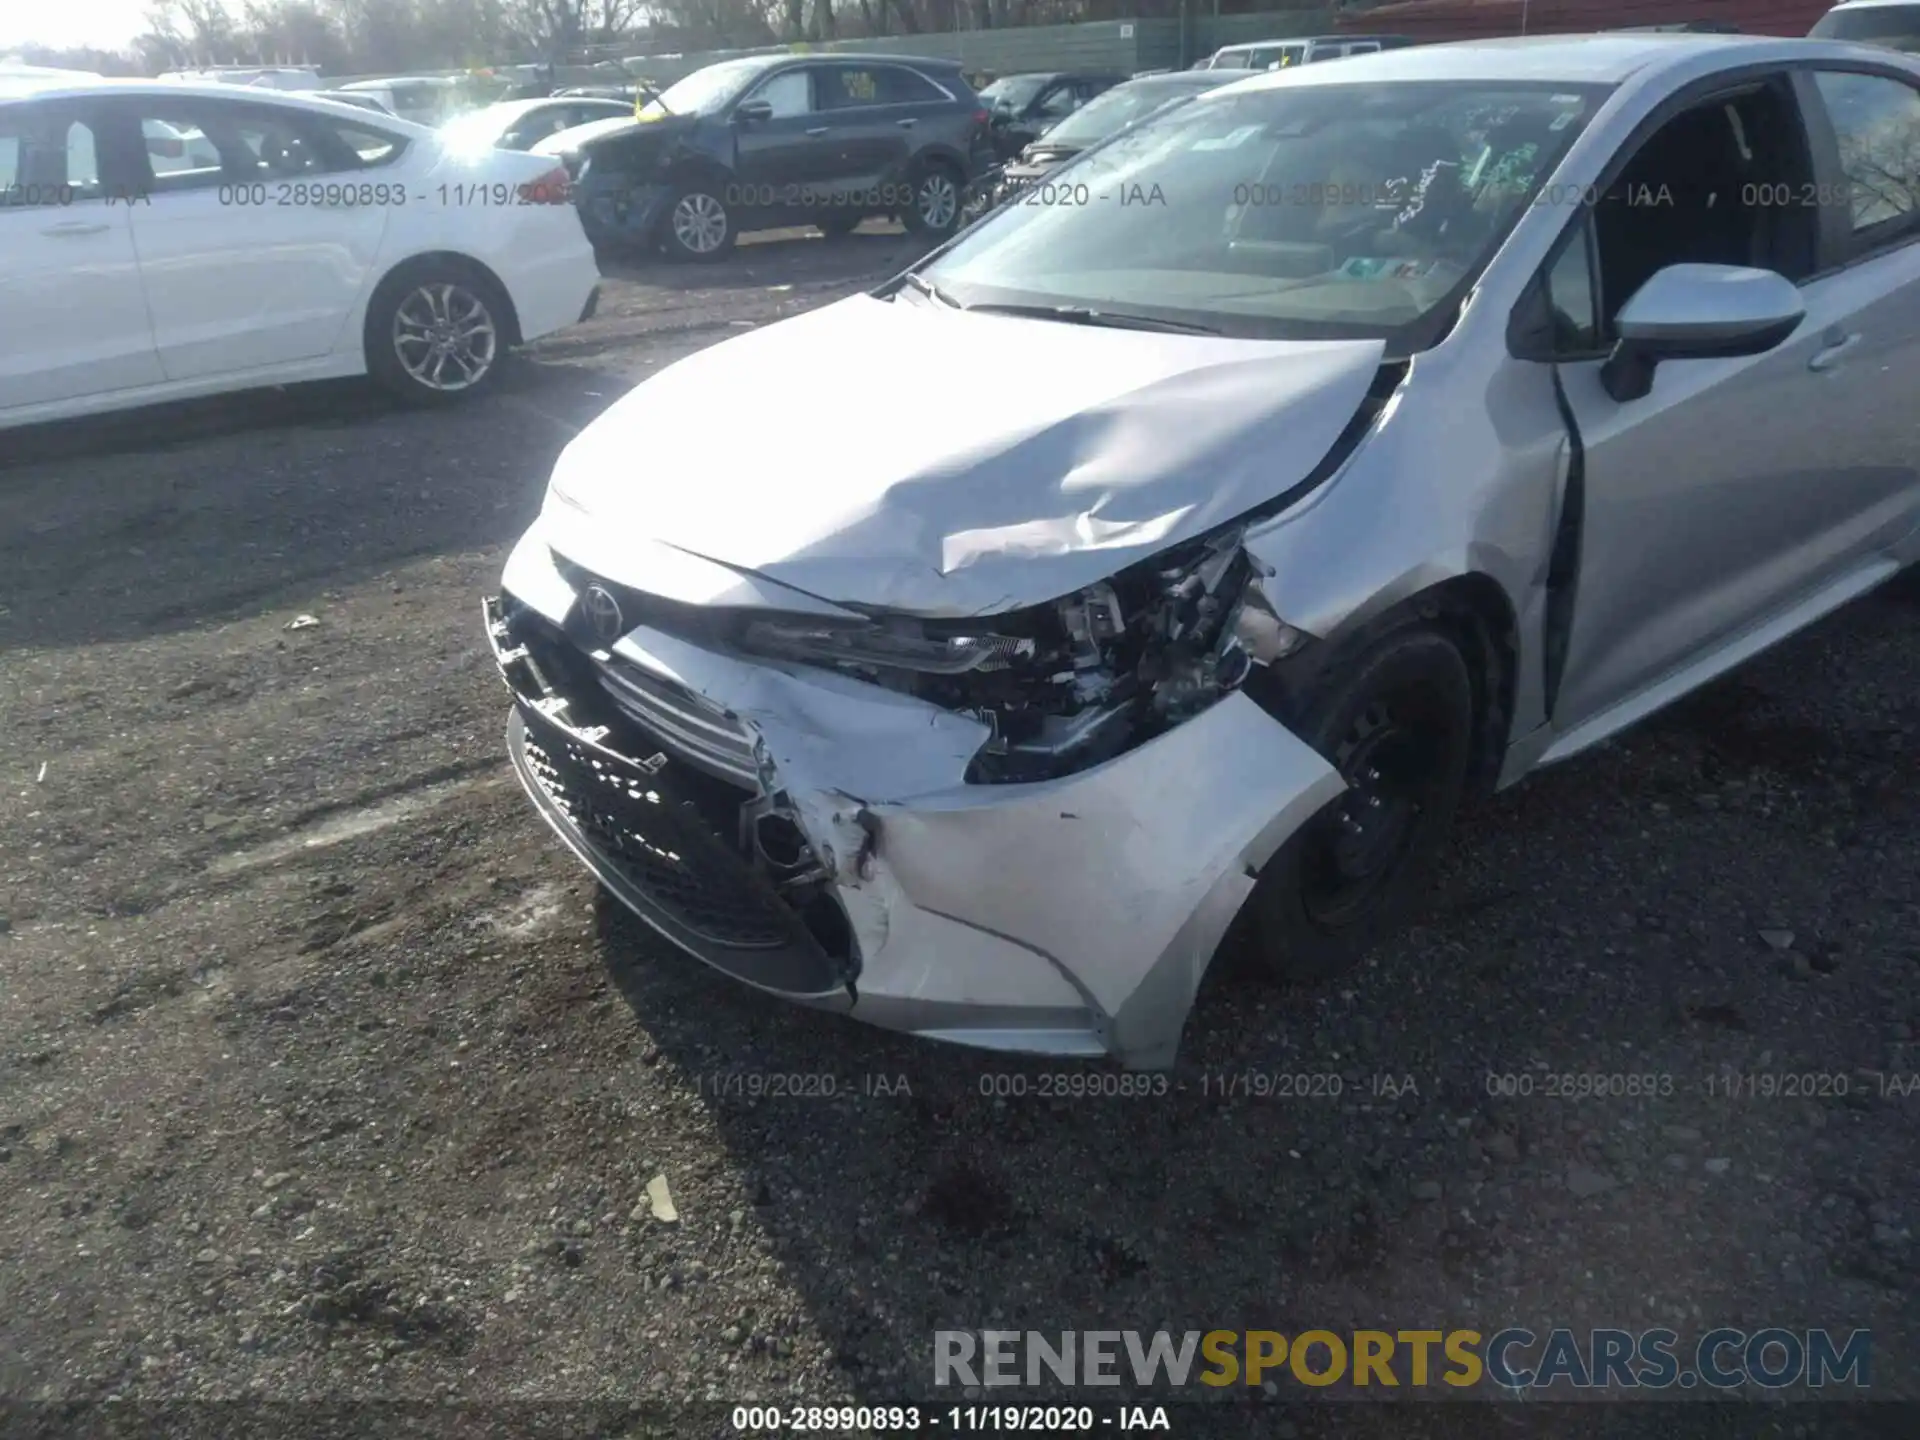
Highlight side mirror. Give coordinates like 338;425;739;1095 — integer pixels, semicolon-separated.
1601;263;1804;403
733;99;774;125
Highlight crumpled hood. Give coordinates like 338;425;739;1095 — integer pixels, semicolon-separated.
541;293;1386;617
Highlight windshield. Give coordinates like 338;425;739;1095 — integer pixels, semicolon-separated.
641;59;770;119
922;80;1609;347
981;75;1050;111
1810;5;1920;49
1037;81;1217;148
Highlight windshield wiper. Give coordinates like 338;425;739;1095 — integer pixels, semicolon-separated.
897;271;963;308
963;302;1220;335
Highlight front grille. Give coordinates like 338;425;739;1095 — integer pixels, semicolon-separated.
489;593;851;995
593;657;759;788
518;715;796;950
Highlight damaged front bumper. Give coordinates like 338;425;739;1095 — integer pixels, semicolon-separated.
485;537;1344;1069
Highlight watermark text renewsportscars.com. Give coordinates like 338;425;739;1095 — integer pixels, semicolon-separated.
934;1328;1871;1392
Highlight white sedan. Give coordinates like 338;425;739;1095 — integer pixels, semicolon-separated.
0;76;601;428
438;96;635;153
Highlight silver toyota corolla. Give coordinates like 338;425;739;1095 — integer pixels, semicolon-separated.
487;34;1920;1068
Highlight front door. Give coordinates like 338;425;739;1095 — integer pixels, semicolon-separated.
730;66;838;224
1551;76;1920;733
104;96;392;382
0;100;162;415
812;63;925;198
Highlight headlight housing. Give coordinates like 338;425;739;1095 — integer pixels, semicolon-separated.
734;528;1312;785
737;619;1035;676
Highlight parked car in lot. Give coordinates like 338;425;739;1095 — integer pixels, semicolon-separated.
309;89;397;115
1811;0;1920;49
335;76;462;126
1201;35;1414;71
0;75;598;428
440;96;634;153
978;71;1129;158
532;53;994;260
991;69;1238;204
487;34;1920;1068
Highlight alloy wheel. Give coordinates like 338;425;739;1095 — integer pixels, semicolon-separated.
671;191;729;255
392;282;497;393
917;171;959;231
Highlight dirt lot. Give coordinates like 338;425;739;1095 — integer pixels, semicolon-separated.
3;224;1918;1429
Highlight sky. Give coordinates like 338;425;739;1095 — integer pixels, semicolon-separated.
0;0;154;54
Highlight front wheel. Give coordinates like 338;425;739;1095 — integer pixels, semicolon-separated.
901;162;963;237
1248;625;1475;983
659;181;735;262
365;265;508;406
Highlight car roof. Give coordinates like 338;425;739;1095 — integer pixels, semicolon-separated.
1214;36;1364;50
0;75;436;128
717;51;961;75
1118;71;1240;89
339;76;454;89
1221;32;1877;87
458;95;621;122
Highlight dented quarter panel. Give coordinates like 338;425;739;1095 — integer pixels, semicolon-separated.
1242;327;1570;750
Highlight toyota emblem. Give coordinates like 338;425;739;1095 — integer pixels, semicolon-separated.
580;584;625;644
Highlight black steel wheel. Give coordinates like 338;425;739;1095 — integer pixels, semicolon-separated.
1249;625;1475;982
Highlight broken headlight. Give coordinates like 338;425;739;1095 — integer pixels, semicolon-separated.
732;529;1311;786
737;618;1036;675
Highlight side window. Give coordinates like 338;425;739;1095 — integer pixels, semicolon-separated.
1589;83;1816;327
62;119;105;199
1034;84;1079;120
1;111;110;204
751;69;814;119
875;66;945;105
327;122;405;167
1544;221;1601;352
818;67;881;110
1811;70;1920;237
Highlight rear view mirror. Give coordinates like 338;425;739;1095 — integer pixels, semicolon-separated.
1602;263;1804;402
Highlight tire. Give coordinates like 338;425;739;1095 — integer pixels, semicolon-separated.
658;179;735;262
816;213;862;238
901;160;964;237
1248;625;1475;984
364;261;511;407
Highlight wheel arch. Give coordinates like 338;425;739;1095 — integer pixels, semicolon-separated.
1249;573;1521;798
362;250;524;355
909;143;969;180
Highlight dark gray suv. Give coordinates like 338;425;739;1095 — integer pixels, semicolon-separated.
536;53;995;261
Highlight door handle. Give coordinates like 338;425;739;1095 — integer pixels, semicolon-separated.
805;126;830;137
896;118;916;128
41;221;110;237
1808;331;1861;372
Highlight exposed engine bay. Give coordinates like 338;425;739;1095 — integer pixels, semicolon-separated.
732;528;1311;784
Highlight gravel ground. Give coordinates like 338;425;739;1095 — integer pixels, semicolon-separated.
2;223;1918;1431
